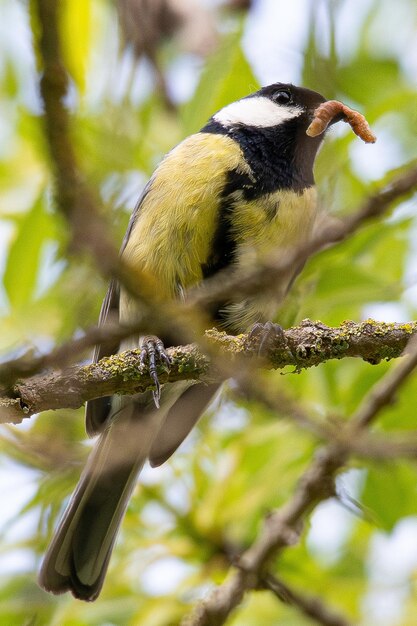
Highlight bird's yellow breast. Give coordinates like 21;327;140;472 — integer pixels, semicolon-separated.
120;132;318;329
223;187;318;331
121;133;251;306
232;186;318;260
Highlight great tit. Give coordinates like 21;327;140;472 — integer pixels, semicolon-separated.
39;83;330;601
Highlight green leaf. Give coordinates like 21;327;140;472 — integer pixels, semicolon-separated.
181;37;259;134
362;462;417;531
337;56;403;105
59;0;92;93
3;193;54;310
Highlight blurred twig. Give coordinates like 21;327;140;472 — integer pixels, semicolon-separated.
0;318;154;388
35;0;120;272
182;334;417;625
349;335;417;430
335;432;417;460
116;0;218;109
260;574;353;626
35;0;193;322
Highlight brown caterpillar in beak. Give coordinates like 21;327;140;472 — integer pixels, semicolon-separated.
306;100;377;143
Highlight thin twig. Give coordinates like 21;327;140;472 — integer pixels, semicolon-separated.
261;573;354;626
350;334;417;429
35;0;120;270
339;432;417;460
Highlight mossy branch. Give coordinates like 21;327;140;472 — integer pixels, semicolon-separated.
1;318;415;424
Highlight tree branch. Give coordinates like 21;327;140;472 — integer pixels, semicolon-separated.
35;0;120;269
260;573;353;626
1;318;416;423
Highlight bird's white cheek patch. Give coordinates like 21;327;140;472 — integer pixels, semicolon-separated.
213;96;303;128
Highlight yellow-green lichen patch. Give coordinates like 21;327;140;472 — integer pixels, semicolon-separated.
205;328;245;354
81;350;145;384
170;345;208;376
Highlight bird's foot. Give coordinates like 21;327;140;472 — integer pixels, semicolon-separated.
245;321;289;358
139;336;171;408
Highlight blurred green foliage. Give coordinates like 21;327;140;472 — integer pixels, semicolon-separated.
0;0;417;624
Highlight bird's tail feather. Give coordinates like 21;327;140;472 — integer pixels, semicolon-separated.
39;401;165;601
149;382;220;466
39;382;219;600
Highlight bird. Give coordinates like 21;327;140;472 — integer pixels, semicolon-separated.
39;82;333;601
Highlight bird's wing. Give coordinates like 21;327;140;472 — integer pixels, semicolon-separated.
85;181;154;436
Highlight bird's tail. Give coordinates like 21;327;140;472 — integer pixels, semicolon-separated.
38;400;164;601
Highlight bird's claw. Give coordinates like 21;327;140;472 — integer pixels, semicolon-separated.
246;321;287;357
139;336;171;408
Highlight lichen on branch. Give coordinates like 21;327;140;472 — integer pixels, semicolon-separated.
1;318;416;424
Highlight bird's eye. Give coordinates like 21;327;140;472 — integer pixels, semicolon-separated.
273;90;292;105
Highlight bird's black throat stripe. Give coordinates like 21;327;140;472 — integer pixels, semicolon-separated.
201;167;253;280
200;168;252;324
201;118;316;195
200;117;316;324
